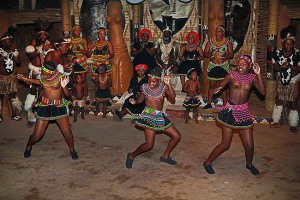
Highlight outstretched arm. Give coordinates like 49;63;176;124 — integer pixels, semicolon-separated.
129;92;145;105
17;74;41;85
213;73;231;94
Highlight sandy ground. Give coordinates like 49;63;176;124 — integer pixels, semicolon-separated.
0;114;299;200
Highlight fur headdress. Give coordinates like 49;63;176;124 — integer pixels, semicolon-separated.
280;25;297;42
34;19;51;35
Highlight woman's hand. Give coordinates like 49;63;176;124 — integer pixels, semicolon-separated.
164;75;171;85
129;98;136;104
213;86;222;94
253;63;261;75
60;76;70;88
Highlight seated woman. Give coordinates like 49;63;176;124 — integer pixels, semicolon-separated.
114;64;148;122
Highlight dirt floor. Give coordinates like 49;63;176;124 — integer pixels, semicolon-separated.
0;114;299;200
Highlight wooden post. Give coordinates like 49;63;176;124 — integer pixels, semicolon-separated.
201;0;209;98
265;0;279;112
61;0;71;38
132;5;140;43
19;0;24;9
202;0;224;98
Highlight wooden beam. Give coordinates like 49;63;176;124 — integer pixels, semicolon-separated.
4;9;61;25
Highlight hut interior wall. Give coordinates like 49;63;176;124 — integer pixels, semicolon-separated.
250;0;269;107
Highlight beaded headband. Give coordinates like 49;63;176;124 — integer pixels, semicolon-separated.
38;30;48;35
216;25;225;32
187;68;195;76
42;65;55;74
0;35;13;42
72;25;81;31
238;55;253;66
148;74;160;79
283;33;295;42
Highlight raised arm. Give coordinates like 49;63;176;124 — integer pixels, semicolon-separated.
164;76;176;104
252;63;265;95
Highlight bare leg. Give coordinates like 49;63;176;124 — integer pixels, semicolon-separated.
203;126;233;174
203;80;216;109
180;75;185;91
238;129;254;167
56;117;78;159
102;102;107;118
239;128;259;175
120;109;129;118
161;125;181;159
95;101;99;116
221;89;227;106
73;105;78;122
130;129;156;159
24;119;49;157
126;128;156;168
80;107;85;119
193;108;198;124
207;80;217;105
184;108;189;123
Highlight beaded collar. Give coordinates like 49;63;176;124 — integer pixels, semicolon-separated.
40;72;63;87
211;37;228;47
142;83;166;99
231;71;256;85
94;40;108;48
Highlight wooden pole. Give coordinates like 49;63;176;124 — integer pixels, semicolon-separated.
202;0;224;98
201;0;209;98
61;0;71;38
132;5;140;43
265;0;279;112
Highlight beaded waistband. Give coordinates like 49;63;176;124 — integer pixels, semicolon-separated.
41;96;63;106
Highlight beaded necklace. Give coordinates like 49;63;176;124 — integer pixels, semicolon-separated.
186;44;196;51
94;40;108;49
40;72;63;87
231;71;256;85
143;83;166;99
211;37;228;47
70;37;83;52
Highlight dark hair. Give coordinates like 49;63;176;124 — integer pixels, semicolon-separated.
67;49;76;58
43;61;56;71
280;25;297;42
187;68;197;79
149;68;161;78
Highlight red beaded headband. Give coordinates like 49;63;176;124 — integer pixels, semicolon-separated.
238;55;253;66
